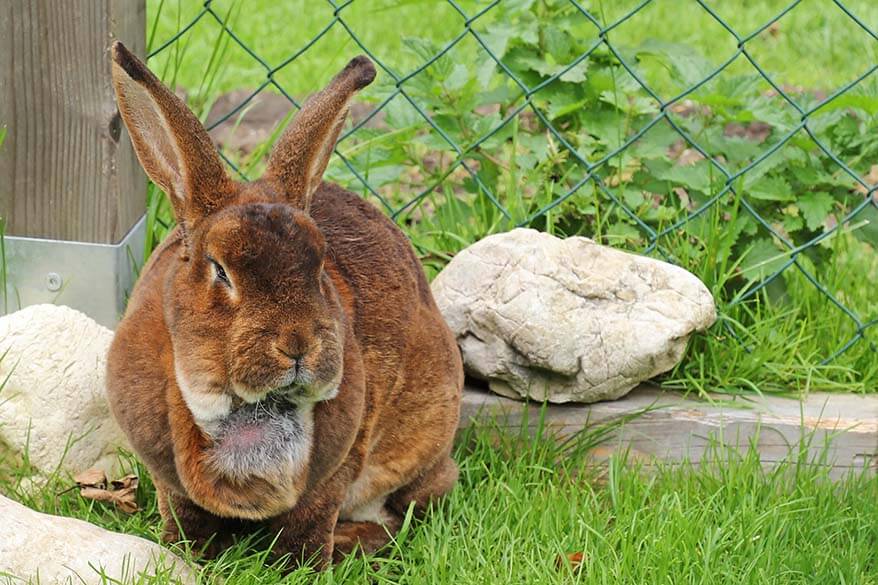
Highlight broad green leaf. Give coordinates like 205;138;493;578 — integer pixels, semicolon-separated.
649;159;715;193
543;25;572;63
813;94;878;116
606;221;643;245
445;63;471;92
560;60;589;83
578;108;627;148
498;0;537;18
782;213;804;234
798;191;834;231
747;176;794;201
481;22;517;57
622;188;646;209
740;237;789;282
384;97;423;129
511;53;588;84
541;86;589;120
636;40;714;88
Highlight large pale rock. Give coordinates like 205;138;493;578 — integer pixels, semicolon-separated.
432;229;716;403
0;304;128;474
0;494;195;584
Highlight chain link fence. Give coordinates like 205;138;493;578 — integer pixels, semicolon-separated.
147;0;878;369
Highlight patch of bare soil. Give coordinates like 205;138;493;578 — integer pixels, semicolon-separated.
205;89;387;155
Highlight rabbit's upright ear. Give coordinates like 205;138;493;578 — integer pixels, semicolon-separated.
111;42;233;237
265;56;376;211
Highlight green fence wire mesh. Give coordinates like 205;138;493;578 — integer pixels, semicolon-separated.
147;0;878;367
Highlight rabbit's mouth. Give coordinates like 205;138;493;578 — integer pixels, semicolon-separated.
231;368;339;406
207;395;313;481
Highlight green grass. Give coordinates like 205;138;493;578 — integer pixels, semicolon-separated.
147;0;469;104
2;420;878;584
661;207;878;395
147;0;878;98
600;0;878;95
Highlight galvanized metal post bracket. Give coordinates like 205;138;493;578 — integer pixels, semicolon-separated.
2;215;146;328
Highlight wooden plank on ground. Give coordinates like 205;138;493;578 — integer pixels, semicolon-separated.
460;384;878;478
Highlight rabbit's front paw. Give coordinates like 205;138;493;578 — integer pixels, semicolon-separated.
158;488;245;559
274;529;334;570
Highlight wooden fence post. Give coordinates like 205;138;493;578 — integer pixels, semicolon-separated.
0;0;147;326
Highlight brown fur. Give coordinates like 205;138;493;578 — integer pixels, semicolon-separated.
106;42;462;568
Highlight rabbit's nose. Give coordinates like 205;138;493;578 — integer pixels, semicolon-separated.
275;343;303;371
275;328;306;358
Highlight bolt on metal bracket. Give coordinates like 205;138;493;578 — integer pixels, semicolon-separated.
2;215;146;328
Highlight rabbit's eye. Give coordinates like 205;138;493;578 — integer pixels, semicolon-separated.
208;258;231;287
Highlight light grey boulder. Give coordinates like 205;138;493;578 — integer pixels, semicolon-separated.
0;304;129;475
432;228;716;403
0;494;195;585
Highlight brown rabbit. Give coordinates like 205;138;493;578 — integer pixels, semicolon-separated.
105;42;462;567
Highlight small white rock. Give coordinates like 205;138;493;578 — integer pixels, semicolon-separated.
0;304;129;474
0;494;195;584
432;229;716;403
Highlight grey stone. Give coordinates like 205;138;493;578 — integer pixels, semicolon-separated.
0;304;129;475
0;494;195;584
432;229;716;403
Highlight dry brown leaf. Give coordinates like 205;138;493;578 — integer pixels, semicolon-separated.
772;222;791;242
667;139;685;160
111;474;139;491
606;160;641;187
767;22;781;38
669;100;711;117
724;121;772;144
109;486;139;514
74;467;107;489
80;485;139;514
824;214;839;231
556;551;586;571
606;170;633;187
668;139;705;166
676;148;704;166
670;100;697;116
74;471;139;514
854;164;878;198
674;187;693;210
79;486;116;502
